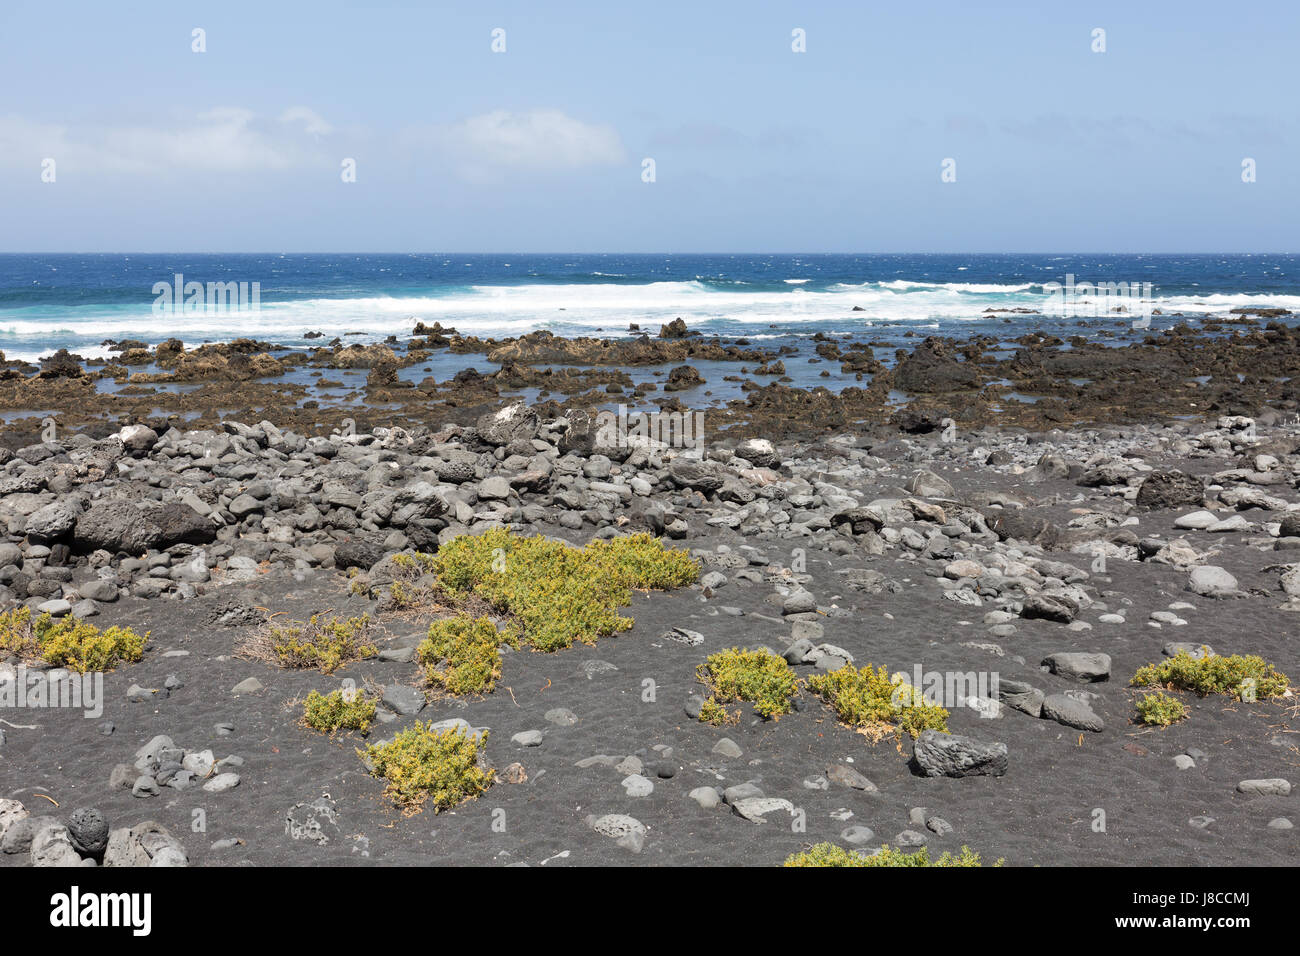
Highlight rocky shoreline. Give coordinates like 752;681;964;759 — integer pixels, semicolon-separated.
0;326;1297;866
3;309;1300;445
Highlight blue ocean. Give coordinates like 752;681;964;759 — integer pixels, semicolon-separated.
1;253;1298;365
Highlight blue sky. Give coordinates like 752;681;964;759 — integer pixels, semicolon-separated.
1;0;1296;252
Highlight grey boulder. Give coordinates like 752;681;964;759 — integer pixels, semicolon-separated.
911;730;1008;777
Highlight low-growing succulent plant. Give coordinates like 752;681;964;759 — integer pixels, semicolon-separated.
417;615;519;696
784;843;998;867
264;614;377;674
1131;649;1289;700
1134;691;1187;727
696;647;800;722
807;663;949;741
430;529;699;652
361;722;493;814
302;688;377;735
0;607;146;673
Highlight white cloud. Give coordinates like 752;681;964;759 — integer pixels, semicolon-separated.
0;107;334;175
0;106;623;183
279;106;333;137
422;109;626;175
0;114;75;163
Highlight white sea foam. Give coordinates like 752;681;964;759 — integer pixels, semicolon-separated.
1;280;1297;357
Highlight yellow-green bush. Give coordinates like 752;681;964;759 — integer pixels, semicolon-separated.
696;647;799;722
1134;691;1187;727
808;663;949;741
302;688;377;735
431;529;699;652
1131;649;1289;700
268;614;377;674
699;697;739;726
784;844;998;867
0;607;146;672
361;722;493;814
417;615;519;695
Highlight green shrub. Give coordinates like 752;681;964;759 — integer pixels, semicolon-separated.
784;844;998;867
808;663;949;741
1131;649;1289;700
362;722;493;814
696;647;799;722
430;529;699;652
417;615;519;695
265;614;377;674
698;697;738;726
302;688;377;735
1134;691;1187;727
0;607;146;672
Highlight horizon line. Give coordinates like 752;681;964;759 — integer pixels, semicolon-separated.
1;251;1298;257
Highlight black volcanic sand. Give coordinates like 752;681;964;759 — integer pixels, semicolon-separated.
2;461;1296;867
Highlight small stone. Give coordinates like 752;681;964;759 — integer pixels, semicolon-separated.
614;755;643;775
1041;694;1105;732
182;750;215;776
621;774;654;798
664;626;704;646
544;708;577;726
1237;778;1291;796
1174;510;1219;530
379;683;425;716
1187;566;1239;598
1164;642;1213;659
894;829;927;847
30;824;82;867
67;807;109;856
584;814;645;853
826;764;878;792
723;782;764;804
109;764;136;791
701;571;728;590
926;816;954;836
712;738;743;759
202;772;241;793
689;787;720;809
840;825;875;845
1041;652;1111;683
0;800;29;841
730;797;794;824
782;590;817;615
1;815;58;855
